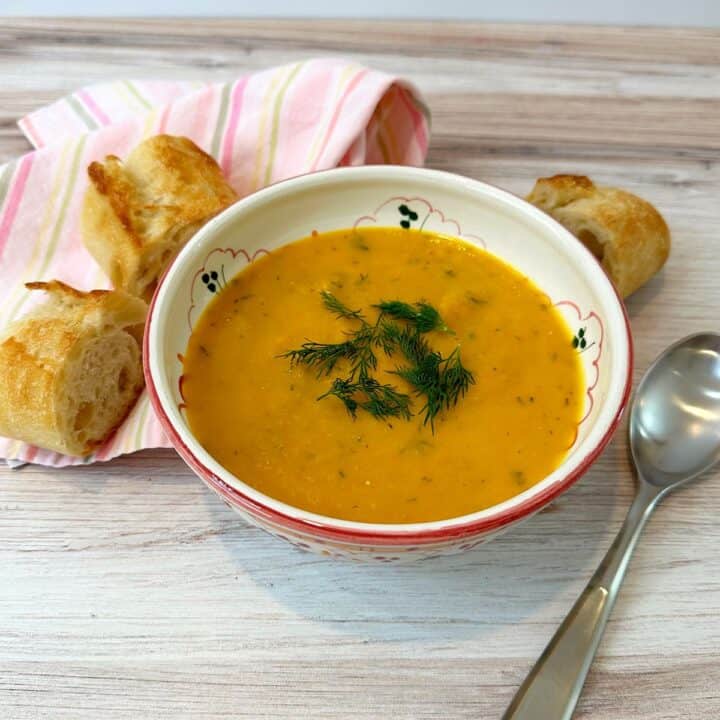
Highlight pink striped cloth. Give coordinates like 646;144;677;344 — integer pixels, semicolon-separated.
0;59;430;467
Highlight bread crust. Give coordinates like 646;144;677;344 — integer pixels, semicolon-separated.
82;135;237;300
0;281;148;456
527;174;670;297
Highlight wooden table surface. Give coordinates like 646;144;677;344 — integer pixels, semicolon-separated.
1;19;719;720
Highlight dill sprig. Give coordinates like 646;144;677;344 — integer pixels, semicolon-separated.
319;377;412;421
394;345;475;429
374;300;452;334
283;291;377;380
321;290;364;321
442;347;475;407
281;339;361;377
383;323;434;365
375;319;401;357
280;291;474;429
347;324;379;380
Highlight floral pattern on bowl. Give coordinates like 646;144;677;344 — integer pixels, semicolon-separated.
186;247;269;332
354;195;487;248
553;300;604;427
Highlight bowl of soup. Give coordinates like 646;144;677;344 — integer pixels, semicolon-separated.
144;166;632;561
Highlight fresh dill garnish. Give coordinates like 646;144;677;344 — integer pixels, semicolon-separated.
320;290;364;321
319;377;412;421
442;347;475;407
347;323;379;380
394;351;444;427
281;339;360;377
394;345;474;429
375;320;405;357
283;292;376;379
384;323;433;365
280;291;474;430
374;300;452;334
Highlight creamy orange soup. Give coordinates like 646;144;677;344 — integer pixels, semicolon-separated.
183;227;584;523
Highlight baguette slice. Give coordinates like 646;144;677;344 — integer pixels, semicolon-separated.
527;174;670;297
0;281;147;456
82;134;237;301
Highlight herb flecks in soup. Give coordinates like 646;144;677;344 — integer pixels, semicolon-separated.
282;293;474;428
183;227;584;523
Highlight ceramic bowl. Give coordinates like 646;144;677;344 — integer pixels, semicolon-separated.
144;166;632;561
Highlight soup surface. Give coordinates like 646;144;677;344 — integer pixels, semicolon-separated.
183;227;584;523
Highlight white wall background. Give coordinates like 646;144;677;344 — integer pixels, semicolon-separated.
3;0;720;26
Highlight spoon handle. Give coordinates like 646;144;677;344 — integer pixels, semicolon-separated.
502;482;661;720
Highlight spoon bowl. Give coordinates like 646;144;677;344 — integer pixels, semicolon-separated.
631;332;720;488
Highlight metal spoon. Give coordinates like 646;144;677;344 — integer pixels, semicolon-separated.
503;332;720;720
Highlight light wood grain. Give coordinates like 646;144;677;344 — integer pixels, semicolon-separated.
1;18;719;720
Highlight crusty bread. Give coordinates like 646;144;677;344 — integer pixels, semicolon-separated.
82;135;237;301
0;281;147;456
527;174;671;297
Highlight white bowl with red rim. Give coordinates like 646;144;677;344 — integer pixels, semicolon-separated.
144;166;632;561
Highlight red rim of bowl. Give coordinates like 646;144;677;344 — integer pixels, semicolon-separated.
143;168;634;547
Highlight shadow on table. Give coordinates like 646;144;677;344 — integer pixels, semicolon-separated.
205;438;629;645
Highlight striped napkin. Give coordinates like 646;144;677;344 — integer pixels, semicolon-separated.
0;58;430;467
